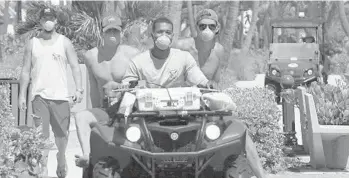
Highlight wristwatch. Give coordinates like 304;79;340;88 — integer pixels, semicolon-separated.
77;88;84;94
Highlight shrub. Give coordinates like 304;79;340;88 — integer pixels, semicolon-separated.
0;84;52;177
329;52;349;74
224;86;301;173
307;81;349;125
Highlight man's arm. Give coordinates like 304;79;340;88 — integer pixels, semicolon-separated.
184;52;209;86
200;43;224;81
64;37;83;91
121;60;140;85
84;54;102;108
19;39;33;99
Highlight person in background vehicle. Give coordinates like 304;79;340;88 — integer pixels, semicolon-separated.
18;7;84;178
104;16;267;178
74;15;140;168
302;36;315;43
172;9;225;84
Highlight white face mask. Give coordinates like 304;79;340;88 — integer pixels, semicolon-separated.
44;21;55;31
200;29;215;42
155;35;172;50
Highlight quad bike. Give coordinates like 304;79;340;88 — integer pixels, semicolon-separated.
82;80;260;178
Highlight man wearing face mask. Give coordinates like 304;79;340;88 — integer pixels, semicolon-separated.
105;17;267;178
117;16;210;88
18;7;83;178
173;9;225;84
74;15;140;168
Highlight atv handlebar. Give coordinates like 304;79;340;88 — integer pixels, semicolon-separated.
129;110;232;117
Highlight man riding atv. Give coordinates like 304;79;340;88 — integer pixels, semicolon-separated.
85;17;267;178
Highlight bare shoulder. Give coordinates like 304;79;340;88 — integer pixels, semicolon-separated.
213;42;225;58
174;37;195;51
119;44;141;58
83;47;98;66
61;35;73;45
214;42;224;54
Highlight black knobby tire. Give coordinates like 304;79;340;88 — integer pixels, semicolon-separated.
92;157;121;178
224;154;256;178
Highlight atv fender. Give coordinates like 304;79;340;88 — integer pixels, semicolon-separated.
207;117;248;171
90;123;132;170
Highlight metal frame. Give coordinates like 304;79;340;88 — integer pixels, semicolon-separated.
118;110;235;178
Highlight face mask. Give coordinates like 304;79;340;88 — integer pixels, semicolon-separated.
44;21;55;31
200;29;215;42
155;35;171;50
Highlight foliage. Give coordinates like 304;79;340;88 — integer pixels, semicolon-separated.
16;2;102;52
224;87;301;173
0;34;24;79
0;84;52;177
307;81;349;125
329;52;349;74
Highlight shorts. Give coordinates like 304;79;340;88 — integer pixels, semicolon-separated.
32;95;70;138
89;108;110;125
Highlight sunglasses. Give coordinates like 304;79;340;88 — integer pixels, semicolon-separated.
198;24;217;31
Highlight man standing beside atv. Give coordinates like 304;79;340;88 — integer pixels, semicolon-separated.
18;7;84;178
172;9;225;84
104;16;267;178
74;15;140;168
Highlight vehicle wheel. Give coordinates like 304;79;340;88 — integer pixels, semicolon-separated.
92;157;120;178
225;154;256;178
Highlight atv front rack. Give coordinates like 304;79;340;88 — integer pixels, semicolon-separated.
120;140;240;178
128;110;233;118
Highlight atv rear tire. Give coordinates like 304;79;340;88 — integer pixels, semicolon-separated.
225;155;256;178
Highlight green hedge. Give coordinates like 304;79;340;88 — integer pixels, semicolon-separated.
225;86;301;173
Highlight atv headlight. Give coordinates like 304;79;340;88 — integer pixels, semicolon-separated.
126;126;141;142
205;124;221;140
271;69;277;76
307;69;313;75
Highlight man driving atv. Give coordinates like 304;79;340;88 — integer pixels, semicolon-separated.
104;16;267;178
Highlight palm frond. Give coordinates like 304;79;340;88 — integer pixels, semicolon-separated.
15;1;103;51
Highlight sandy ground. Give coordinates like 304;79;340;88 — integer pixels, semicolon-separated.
45;74;349;178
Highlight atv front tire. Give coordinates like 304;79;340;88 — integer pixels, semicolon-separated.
225;155;256;178
91;157;121;178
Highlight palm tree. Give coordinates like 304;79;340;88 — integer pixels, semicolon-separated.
338;1;349;37
220;1;240;58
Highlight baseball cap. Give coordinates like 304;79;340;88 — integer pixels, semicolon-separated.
102;15;122;32
196;9;218;24
39;7;56;19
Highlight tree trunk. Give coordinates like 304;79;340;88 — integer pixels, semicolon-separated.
2;0;10;34
186;1;197;38
254;28;259;49
338;1;349;37
263;1;277;49
0;0;10;62
221;1;240;53
241;1;259;53
17;1;22;24
324;2;336;42
239;9;244;48
164;1;183;43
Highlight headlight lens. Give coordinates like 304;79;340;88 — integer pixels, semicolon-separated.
126;126;141;142
271;69;277;75
205;124;221;140
307;69;313;75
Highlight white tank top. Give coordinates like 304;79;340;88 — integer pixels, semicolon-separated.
30;34;69;101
